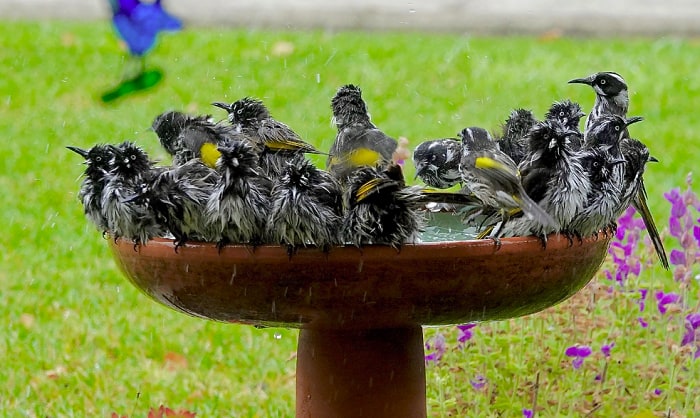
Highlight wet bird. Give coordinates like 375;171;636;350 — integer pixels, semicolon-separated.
151;110;242;168
503;119;589;240
327;84;398;183
147;159;220;250
101;141;166;247
206;138;272;248
212;97;323;179
568;71;628;133
267;157;344;254
619;138;669;269
569;146;627;238
496;108;538;165
413;138;462;189
67;144;117;234
543;99;586;149
459;126;558;238
342;164;425;249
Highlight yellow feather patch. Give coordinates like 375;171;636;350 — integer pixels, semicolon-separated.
356;178;383;202
347;148;383;167
200;142;221;168
476;225;494;239
266;139;303;151
475;156;508;171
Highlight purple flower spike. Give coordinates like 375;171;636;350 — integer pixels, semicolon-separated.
565;345;592;369
470;374;487;390
601;342;615;358
638;317;649;328
457;323;477;344
638;288;648;312
655;291;681;314
694;224;700;245
681;313;700;347
523;409;534;418
670;249;687;266
654;388;663;396
669;216;682;238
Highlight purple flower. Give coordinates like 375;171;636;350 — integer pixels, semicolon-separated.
470;374;487;390
665;188;686;218
601;342;615;358
655;291;681;314
457;323;476;344
638;317;649;328
109;0;182;56
670;249;687;266
638;288;648;312
523;409;533;418
654;388;663;396
565;345;592;369
694;223;700;246
681;313;700;359
425;333;446;363
669;216;683;238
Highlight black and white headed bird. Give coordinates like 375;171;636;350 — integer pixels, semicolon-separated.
413;138;462;189
544;99;586;149
67;144;117;234
568;71;628;132
496;108;538;165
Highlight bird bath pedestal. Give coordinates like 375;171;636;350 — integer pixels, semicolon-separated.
110;226;611;417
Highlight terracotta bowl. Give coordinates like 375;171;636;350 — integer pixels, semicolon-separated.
109;225;611;330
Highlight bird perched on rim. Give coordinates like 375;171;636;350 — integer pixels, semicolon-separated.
413;138;462;189
619;138;669;269
327;84;398;183
459;126;558;238
206;138;272;248
267;157;344;255
543;99;586;149
147;159;220;250
101;141;166;247
212;97;324;179
342;163;425;249
568;146;627;238
496;108;538;165
67;144;117;234
151;110;242;168
502;119;589;240
568;71;629;133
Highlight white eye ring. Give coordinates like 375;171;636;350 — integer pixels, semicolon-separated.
614;126;620;131
130;154;137;160
600;79;606;85
559;111;565;117
95;156;102;162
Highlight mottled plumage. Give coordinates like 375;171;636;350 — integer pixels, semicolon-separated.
544;100;585;149
413;138;462;189
268;158;344;253
206;139;272;247
497;108;538;165
67;144;117;233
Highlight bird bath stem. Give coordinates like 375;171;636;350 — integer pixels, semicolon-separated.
109;221;611;418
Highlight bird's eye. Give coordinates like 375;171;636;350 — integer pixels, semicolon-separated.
593;161;600;168
130;154;137;160
559;111;565;117
614;125;620;132
237;109;243;115
95;156;102;162
599;79;606;85
544;134;550;140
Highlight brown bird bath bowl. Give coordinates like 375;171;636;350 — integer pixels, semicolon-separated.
109;217;611;418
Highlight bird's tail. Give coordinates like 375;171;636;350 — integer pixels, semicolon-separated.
514;187;559;230
633;181;669;270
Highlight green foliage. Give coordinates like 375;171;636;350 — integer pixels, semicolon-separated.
1;21;698;416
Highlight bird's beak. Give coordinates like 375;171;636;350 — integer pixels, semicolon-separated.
212;102;231;111
414;164;429;179
625;116;644;126
568;76;593;86
648;155;659;163
66;146;88;158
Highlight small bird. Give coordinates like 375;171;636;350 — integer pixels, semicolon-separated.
206;138;272;248
147;159;220;250
212;97;323;178
496;108;538;165
327;84;398;182
569;146;627;238
568;71;628;132
619;138;669;269
101;141;166;247
67;144;117;234
543;99;586;149
503;119;589;240
267;157;344;254
342;164;425;249
459;126;558;238
151;110;241;168
413;138;462;189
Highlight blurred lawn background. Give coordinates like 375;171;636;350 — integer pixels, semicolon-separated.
1;21;698;416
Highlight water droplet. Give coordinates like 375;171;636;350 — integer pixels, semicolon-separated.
408;8;416;14
274;332;282;340
316;73;321;83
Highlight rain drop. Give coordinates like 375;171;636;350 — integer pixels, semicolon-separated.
274;332;282;340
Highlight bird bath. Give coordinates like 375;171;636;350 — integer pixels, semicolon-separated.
109;213;611;417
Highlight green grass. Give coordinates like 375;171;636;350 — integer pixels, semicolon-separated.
1;20;699;416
